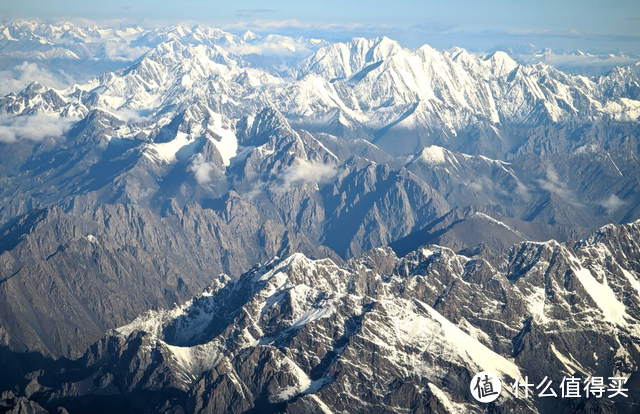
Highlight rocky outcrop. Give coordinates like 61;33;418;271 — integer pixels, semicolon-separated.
3;221;639;413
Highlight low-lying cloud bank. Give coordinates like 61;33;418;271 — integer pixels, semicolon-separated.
0;113;77;143
0;61;76;96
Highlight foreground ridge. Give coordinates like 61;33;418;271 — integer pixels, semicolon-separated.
5;221;640;413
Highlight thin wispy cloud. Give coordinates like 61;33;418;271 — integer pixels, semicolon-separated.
235;9;276;18
518;54;639;70
411;22;458;35
219;17;640;54
412;25;640;44
498;29;640;43
537;164;582;207
222;18;398;41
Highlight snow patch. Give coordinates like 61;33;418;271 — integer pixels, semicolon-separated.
418;145;447;164
144;132;191;163
207;112;237;166
550;343;589;376
420;300;522;381
572;261;627;324
472;212;526;238
524;286;548;324
427;383;468;414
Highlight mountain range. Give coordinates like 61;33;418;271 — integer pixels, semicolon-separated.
3;221;640;413
0;20;639;414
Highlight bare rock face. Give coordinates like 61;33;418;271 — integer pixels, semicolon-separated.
0;106;454;359
3;398;49;414
3;221;638;414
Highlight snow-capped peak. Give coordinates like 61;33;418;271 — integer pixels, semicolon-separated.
240;30;260;42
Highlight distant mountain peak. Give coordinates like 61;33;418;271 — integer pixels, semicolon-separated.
240;29;260;42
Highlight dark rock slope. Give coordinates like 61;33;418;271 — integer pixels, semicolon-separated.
3;220;639;414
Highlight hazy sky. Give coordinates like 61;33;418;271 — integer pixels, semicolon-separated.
2;0;640;52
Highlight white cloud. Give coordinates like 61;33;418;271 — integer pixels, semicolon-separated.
515;54;640;71
101;42;151;61
0;62;76;96
468;181;484;192
101;107;153;123
189;153;216;185
0;113;77;143
537;164;582;207
276;160;338;192
466;176;515;198
514;178;531;200
226;42;315;57
243;182;266;200
599;194;627;215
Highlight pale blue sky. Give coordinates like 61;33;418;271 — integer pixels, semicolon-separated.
1;0;640;52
